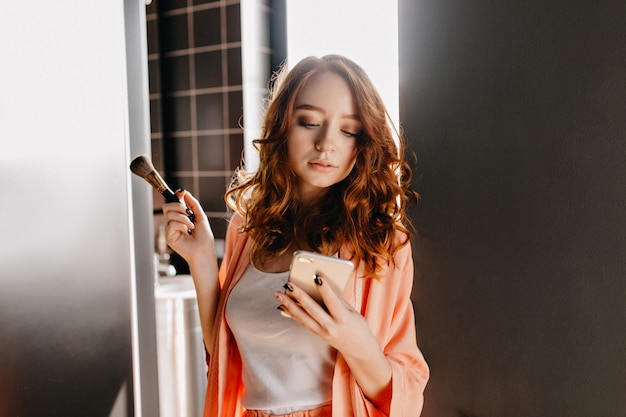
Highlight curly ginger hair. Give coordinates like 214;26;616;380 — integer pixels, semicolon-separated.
225;55;418;279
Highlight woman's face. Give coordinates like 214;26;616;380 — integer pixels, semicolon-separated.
287;70;361;202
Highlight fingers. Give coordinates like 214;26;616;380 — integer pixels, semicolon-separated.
163;190;198;238
275;282;326;332
276;276;372;356
178;189;207;222
314;274;353;315
275;275;352;333
167;213;195;236
164;204;195;233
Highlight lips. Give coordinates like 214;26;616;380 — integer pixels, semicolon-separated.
308;159;337;168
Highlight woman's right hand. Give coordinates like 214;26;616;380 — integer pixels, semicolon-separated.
162;189;214;264
163;189;220;350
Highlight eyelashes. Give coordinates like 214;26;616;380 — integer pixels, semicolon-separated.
298;120;319;128
297;120;360;137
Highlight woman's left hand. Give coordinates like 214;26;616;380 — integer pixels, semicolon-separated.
275;276;393;410
275;276;376;357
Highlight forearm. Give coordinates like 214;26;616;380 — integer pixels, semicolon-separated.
342;343;393;414
187;250;220;351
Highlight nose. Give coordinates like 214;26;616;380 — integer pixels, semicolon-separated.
314;126;335;152
315;142;333;152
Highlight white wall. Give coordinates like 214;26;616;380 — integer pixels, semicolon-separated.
0;1;157;415
286;0;399;126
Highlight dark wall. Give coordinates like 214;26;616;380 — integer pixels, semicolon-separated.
399;1;626;416
147;0;245;244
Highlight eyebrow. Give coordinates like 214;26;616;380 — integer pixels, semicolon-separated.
295;104;360;121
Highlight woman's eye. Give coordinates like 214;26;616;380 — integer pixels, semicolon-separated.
298;120;319;128
341;130;359;138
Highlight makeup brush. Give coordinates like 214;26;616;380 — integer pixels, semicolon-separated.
130;154;179;203
130;154;195;223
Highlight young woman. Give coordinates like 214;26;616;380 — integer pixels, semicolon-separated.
163;55;429;417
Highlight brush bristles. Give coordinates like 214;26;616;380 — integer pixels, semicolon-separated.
130;154;170;194
130;154;155;179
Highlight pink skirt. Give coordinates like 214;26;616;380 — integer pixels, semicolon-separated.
242;404;332;417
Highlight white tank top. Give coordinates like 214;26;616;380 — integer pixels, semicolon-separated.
225;264;336;414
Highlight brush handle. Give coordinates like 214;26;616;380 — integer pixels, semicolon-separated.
162;188;196;223
162;189;180;203
129;155;196;226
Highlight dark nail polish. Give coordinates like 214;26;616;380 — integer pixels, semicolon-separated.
277;305;285;312
177;188;185;193
314;275;323;286
187;229;192;235
283;283;294;292
186;207;195;222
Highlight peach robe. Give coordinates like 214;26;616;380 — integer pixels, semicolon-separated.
203;214;429;417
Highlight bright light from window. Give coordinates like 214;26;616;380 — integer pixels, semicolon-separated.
241;0;400;171
286;0;399;128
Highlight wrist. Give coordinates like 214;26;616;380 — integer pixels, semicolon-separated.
186;246;217;272
341;343;392;410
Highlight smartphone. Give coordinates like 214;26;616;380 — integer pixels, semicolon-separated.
288;250;354;306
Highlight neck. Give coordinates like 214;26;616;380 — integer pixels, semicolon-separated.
296;186;327;208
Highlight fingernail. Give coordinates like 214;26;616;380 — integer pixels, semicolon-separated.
314;275;323;286
277;306;291;318
187;228;192;235
283;283;294;292
177;188;185;193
